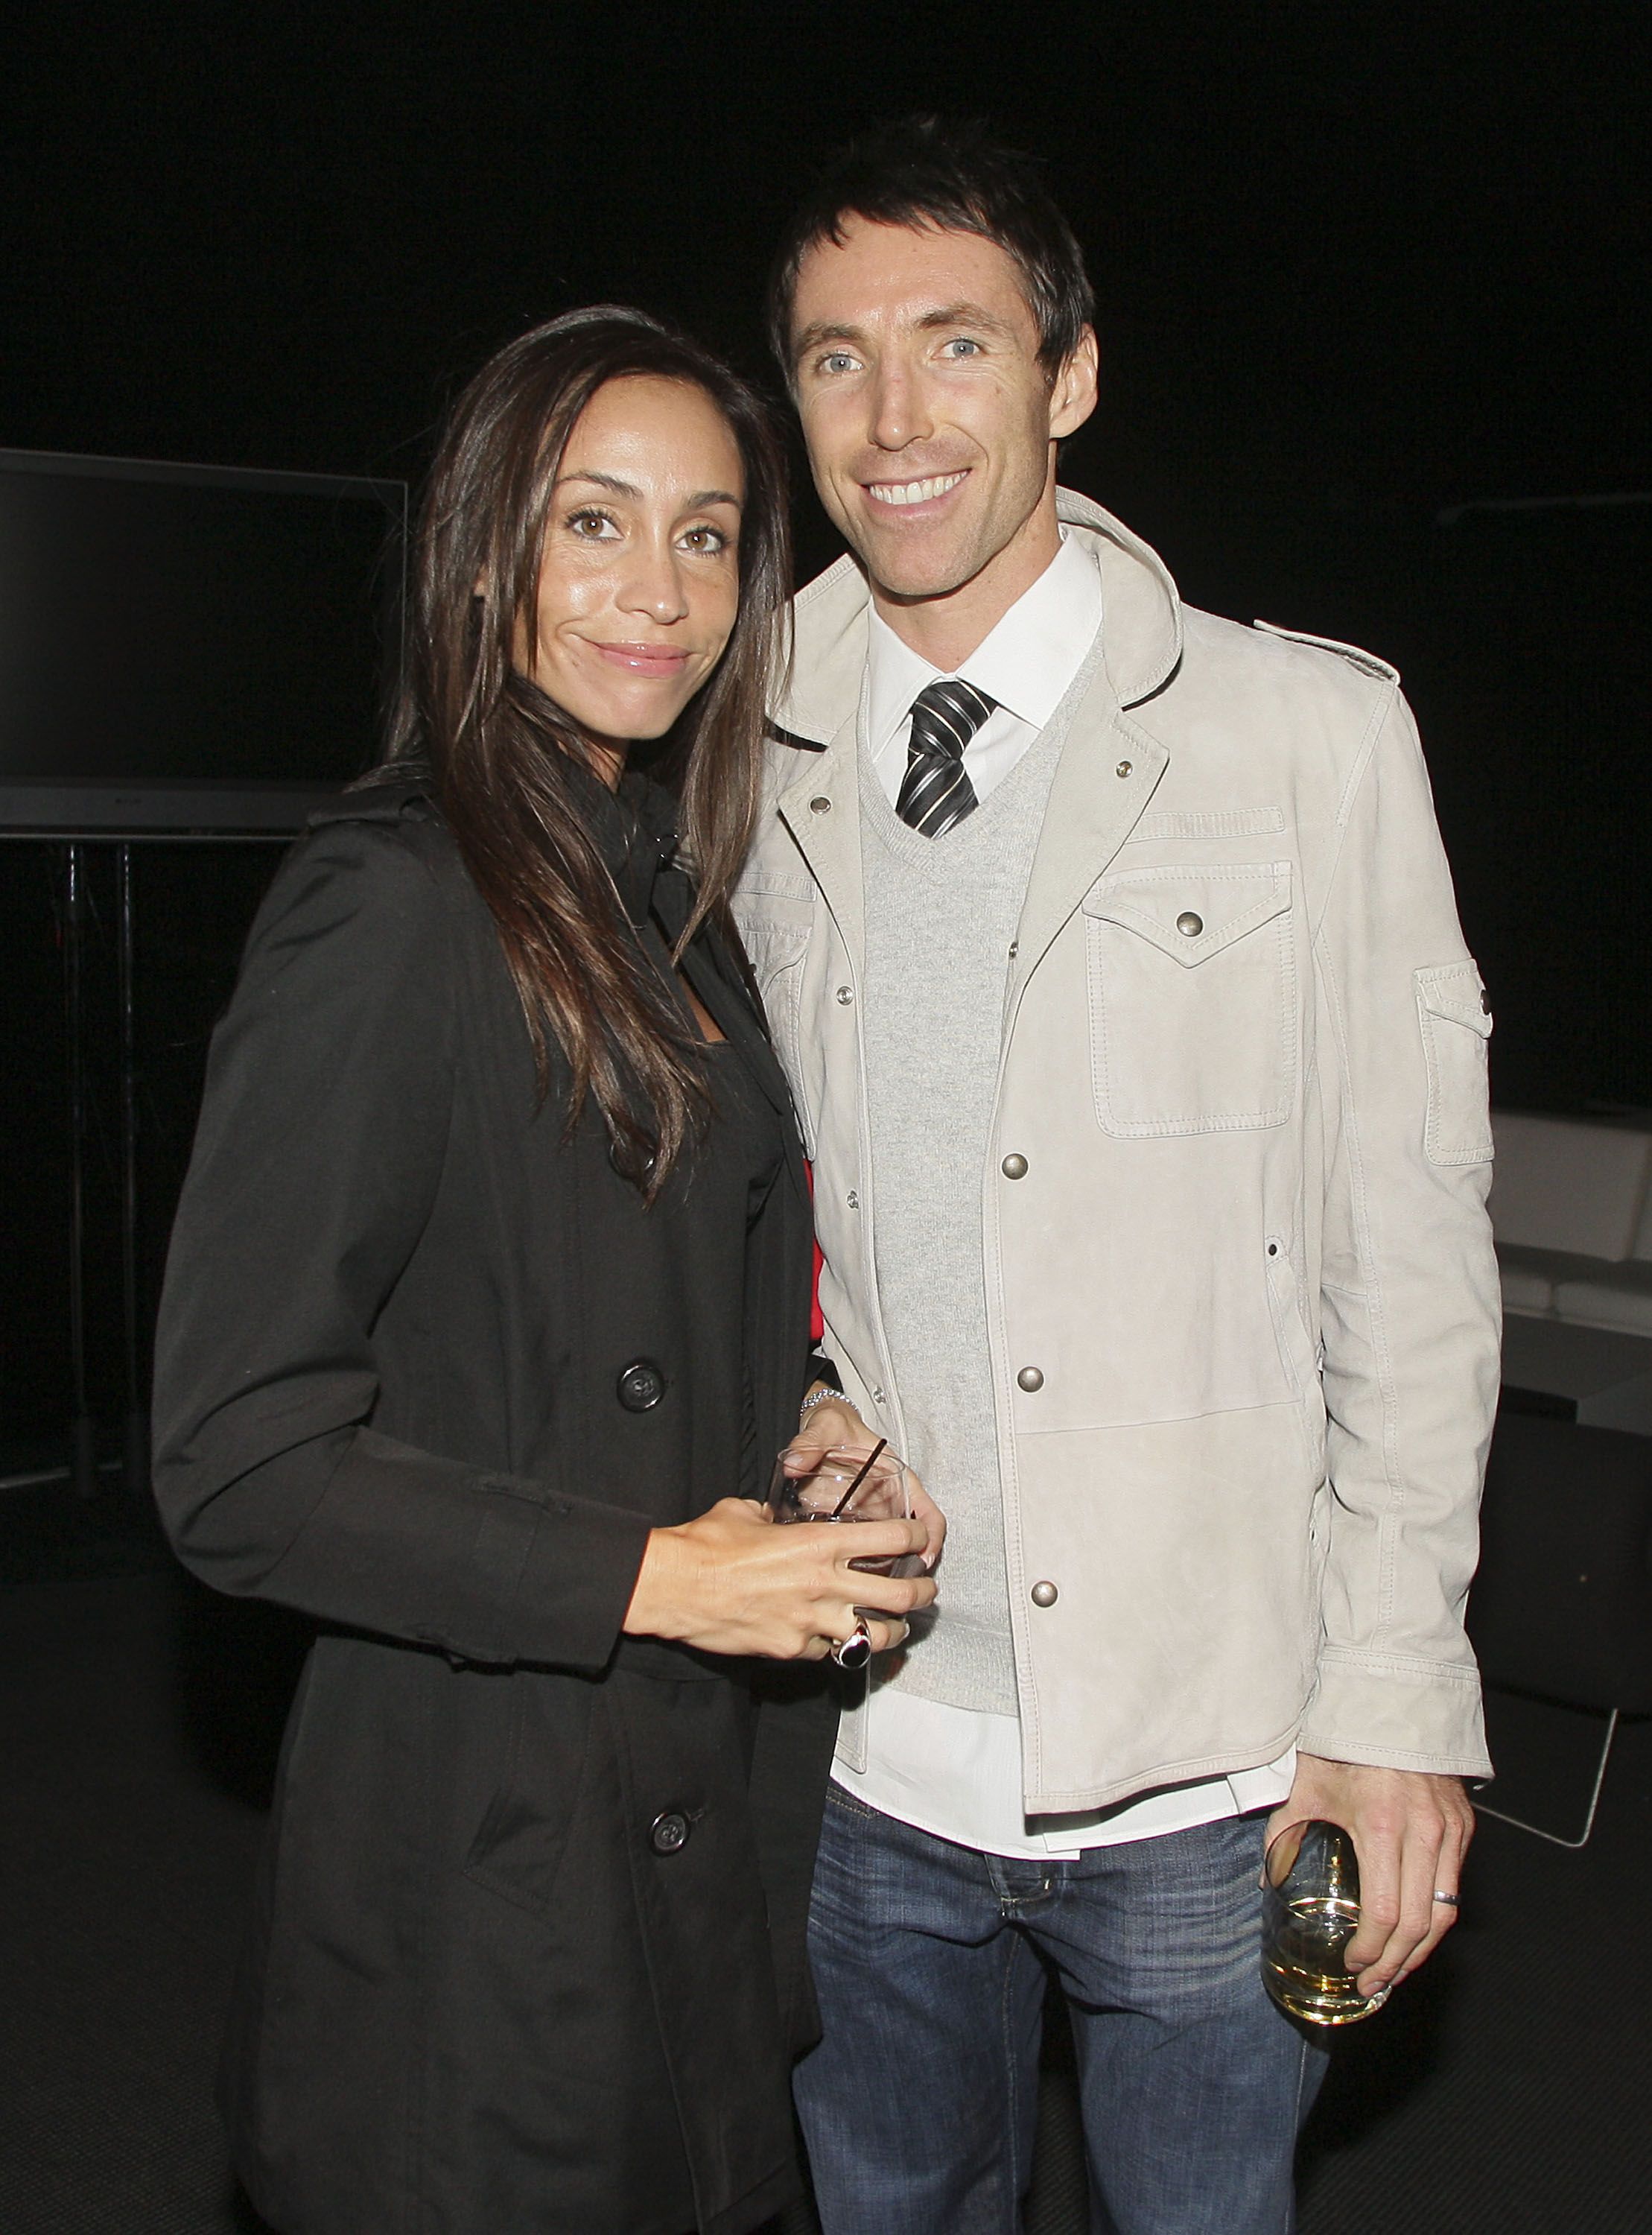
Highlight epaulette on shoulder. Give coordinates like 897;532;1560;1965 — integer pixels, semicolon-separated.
307;767;438;828
1251;618;1399;685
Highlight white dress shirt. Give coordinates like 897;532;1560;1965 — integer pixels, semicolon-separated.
840;533;1296;1857
866;530;1102;812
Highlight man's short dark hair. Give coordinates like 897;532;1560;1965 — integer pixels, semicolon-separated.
766;115;1095;385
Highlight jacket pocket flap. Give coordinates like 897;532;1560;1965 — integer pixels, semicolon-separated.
1415;962;1492;1036
1082;862;1292;966
731;869;816;904
733;910;809;983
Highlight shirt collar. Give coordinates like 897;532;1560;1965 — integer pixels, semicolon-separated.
865;530;1102;752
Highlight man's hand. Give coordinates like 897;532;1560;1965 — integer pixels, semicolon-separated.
1266;1756;1474;1999
787;1386;946;1569
622;1496;935;1660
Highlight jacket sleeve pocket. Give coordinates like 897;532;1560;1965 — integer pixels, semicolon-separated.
1414;963;1494;1165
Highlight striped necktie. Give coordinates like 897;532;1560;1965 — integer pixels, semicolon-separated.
895;678;997;837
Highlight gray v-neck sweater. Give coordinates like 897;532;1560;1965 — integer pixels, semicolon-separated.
857;637;1105;1713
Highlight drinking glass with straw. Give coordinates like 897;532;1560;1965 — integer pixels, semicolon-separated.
766;1440;921;1669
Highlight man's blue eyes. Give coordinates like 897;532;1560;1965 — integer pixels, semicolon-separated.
816;338;982;375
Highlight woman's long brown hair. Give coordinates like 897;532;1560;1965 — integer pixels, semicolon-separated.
387;307;791;1195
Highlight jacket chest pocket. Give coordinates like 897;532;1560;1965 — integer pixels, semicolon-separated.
1083;861;1297;1135
731;895;813;1153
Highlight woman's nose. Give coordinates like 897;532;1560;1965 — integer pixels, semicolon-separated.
618;539;690;623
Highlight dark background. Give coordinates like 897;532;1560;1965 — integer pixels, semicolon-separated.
2;1;1648;1452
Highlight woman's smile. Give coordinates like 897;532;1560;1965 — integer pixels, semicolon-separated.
585;637;696;675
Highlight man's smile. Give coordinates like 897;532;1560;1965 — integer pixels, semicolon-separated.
862;469;970;510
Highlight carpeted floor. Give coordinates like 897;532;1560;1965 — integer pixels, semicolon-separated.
3;1542;1648;2234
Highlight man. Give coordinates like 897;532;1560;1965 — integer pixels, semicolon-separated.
744;118;1499;2234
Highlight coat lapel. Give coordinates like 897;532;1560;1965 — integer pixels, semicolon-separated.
775;711;865;982
1007;685;1169;1010
655;872;793;1123
658;880;810;1230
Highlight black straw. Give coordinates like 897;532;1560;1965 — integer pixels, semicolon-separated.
830;1438;889;1518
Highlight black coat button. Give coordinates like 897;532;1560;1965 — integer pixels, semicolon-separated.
607;1135;657;1185
617;1359;666;1412
649;1810;690;1855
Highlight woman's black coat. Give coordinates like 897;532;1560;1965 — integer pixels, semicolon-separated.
151;770;836;2235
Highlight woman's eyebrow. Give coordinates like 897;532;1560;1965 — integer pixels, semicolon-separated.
555;469;638;496
555;470;740;509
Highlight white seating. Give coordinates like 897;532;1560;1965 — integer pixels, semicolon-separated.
1490;1113;1652;1338
1552;1267;1652;1340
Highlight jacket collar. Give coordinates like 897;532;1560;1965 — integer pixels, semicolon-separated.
320;752;679;928
770;486;1184;747
583;761;681;928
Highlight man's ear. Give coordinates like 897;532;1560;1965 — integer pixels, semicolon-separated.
1049;326;1099;442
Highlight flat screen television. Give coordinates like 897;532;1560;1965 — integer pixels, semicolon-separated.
0;448;406;834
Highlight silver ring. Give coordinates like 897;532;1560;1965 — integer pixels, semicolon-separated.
830;1619;872;1672
1432;1890;1460;1907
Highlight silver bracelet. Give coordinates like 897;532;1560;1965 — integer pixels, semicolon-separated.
799;1384;855;1418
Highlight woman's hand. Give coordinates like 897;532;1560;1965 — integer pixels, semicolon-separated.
622;1497;935;1661
785;1392;947;1571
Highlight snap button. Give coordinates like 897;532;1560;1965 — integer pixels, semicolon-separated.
1001;1153;1028;1179
1008;941;1018;958
649;1810;690;1855
835;985;854;1005
1017;1366;1044;1392
617;1359;666;1412
847;1189;860;1209
871;1386;886;1405
1176;911;1204;937
810;796;831;814
1116;760;1132;779
1030;1580;1059;1608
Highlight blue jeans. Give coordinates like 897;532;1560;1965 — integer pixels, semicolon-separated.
794;1784;1326;2235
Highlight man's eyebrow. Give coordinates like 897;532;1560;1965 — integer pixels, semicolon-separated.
555;470;742;509
791;320;865;364
913;300;1020;340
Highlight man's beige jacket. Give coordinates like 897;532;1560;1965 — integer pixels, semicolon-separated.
736;489;1499;1813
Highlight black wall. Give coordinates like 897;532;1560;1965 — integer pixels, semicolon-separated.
3;4;1648;1448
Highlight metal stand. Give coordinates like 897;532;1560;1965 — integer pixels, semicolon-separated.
63;843;100;1499
116;844;149;1495
1474;1702;1621;1850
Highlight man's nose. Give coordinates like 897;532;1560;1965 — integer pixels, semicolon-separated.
868;364;933;452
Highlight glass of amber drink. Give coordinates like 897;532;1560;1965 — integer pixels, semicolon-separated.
1261;1819;1389;2025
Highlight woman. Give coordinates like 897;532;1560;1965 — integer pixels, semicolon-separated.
150;307;934;2235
